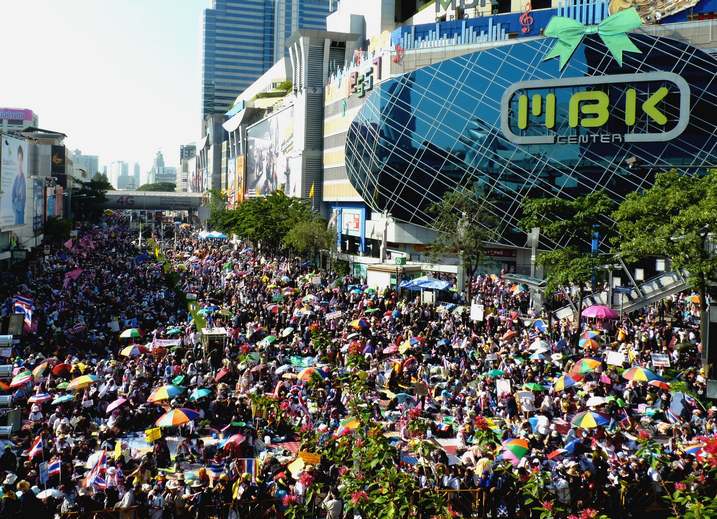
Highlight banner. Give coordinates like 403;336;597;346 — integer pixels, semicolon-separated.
651;353;671;368
33;178;44;234
0;135;28;227
145;427;162;443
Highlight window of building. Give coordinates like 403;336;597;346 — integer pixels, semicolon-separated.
494;0;512;14
531;0;552;9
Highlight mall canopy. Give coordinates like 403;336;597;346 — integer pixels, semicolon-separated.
399;277;451;291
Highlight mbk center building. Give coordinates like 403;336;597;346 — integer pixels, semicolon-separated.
322;5;717;275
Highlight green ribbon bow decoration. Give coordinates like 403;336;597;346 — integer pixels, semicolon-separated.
543;7;643;71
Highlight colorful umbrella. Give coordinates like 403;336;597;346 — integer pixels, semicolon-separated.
189;388;212;401
578;338;601;350
648;380;671;391
32;362;48;381
570;358;602;375
9;371;33;388
581;305;619;319
571;411;609;429
148;385;184;403
28;392;52;404
66;374;99;391
298;367;325;383
52;394;74;405
106;397;128;414
120;328;142;339
382;345;398;355
51;363;72;376
523;382;546;392
350;318;370;330
120;344;148;357
684;442;705;455
155;408;200;427
553;374;578;392
623;367;660;382
580;330;601;339
166;327;182;335
502;438;529;464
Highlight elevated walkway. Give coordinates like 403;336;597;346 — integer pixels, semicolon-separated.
103;191;204;211
554;270;690;320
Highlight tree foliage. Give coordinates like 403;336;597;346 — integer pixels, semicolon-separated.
521;191;615;320
429;188;498;300
43;217;72;243
71;174;113;223
137;182;176;192
613;170;717;310
283;218;335;259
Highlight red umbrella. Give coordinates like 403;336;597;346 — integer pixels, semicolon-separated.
223;433;246;448
106;397;128;414
648;380;670;391
52;363;72;376
215;368;229;382
501;330;518;341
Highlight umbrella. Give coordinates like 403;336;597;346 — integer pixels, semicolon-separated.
571;358;602;375
350;318;370;330
214;368;229;382
52;394;74;405
28;393;52;404
51;363;72;376
571;411;609;429
9;371;33;389
172;375;186;386
648;380;671;391
148;385;184;403
166;327;182;335
383;345;399;355
529;352;546;361
585;396;607;407
580;330;601;339
578;338;601;350
553;374;578;392
37;488;64;499
261;335;278;345
190;388;212;401
302;294;318;303
623;367;660;382
281;327;294;338
223;433;246;448
120;328;142;339
120;345;148;357
389;393;417;408
523;382;546;392
155;408;200;427
66;375;99;391
502;438;529;464
529;339;549;351
581;305;619;319
266;304;280;315
106;397;127;414
32;362;48;381
56;382;69;390
486;369;505;378
684;442;705;455
298;367;325;383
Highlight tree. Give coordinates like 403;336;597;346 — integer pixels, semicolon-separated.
137;182;176;192
613;170;717;311
283;218;336;260
71;173;113;222
521;191;615;324
43;216;72;243
429;187;498;301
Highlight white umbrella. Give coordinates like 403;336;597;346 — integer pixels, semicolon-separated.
586;396;607;408
37;488;64;499
530;339;550;351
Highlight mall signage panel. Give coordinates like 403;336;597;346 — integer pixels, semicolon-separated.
501;72;691;145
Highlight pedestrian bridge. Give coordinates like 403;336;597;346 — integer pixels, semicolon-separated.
103;191;205;211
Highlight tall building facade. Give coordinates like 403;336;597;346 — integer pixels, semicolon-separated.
273;0;333;63
148;151;177;185
71;150;99;179
105;161;129;190
133;163;141;188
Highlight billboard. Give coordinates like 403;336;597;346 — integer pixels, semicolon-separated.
51;145;67;188
33;178;44;235
226;157;236;209
235;156;245;204
0;135;28;228
246;106;300;197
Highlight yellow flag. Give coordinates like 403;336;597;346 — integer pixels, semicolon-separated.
145;427;162;443
308;182;315;198
114;440;123;460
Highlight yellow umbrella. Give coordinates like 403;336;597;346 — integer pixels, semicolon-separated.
32;362;48;382
67;374;99;391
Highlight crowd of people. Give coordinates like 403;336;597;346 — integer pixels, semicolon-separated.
0;215;715;519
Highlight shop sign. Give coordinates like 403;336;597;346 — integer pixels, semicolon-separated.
435;0;486;13
500;72;690;145
348;58;382;98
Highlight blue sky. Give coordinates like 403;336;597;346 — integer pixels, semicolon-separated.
1;0;208;172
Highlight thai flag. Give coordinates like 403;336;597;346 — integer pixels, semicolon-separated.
92;475;107;490
236;458;256;480
48;458;61;477
83;450;106;488
13;295;33;331
28;435;43;460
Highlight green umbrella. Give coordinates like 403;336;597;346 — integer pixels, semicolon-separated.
166;327;182;335
120;328;141;339
56;381;69;390
365;308;380;314
523;382;546;392
172;375;186;386
486;369;505;378
262;335;278;345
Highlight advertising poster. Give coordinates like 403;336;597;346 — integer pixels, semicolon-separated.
246;106;300;197
235;156;245;204
226;157;236;209
33;178;44;235
0;135;28;228
51;145;67;188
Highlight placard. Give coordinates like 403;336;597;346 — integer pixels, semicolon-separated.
325;311;342;321
606;351;626;366
39;461;48;485
145;427;162;443
496;378;511;397
651;353;671;368
470;303;484;322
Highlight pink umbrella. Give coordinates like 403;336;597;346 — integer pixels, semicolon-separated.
581;305;619;319
106;397;128;414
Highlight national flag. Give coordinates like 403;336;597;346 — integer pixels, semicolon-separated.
13;295;34;331
63;268;84;289
83;450;106;488
64;238;74;250
48;458;61;477
28;435;43;460
235;458;256;480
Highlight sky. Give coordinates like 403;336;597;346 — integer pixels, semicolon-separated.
1;0;208;172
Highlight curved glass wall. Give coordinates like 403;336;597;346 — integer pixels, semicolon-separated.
345;34;717;249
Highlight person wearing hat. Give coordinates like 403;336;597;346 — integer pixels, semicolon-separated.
0;473;19;516
17;479;43;517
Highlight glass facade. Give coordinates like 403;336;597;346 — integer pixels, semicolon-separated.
345;34;717;250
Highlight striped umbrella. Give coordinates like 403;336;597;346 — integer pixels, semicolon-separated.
298;367;325;383
9;370;33;388
66;374;99;391
32;362;48;381
501;438;530;465
148;384;184;403
623;367;660;382
553;374;578;392
571;411;609;429
570;358;602;375
156;408;200;427
120;328;142;339
28;392;52;404
120;344;148;357
350;318;370;330
578;338;601;350
580;330;601;340
684;443;705;455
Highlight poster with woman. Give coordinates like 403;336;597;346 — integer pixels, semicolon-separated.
0;135;28;227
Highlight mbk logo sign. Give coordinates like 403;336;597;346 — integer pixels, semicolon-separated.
500;72;691;145
435;0;489;13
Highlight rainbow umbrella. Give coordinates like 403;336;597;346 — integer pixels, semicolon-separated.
578;338;601;350
350;318;370;330
570;358;602;375
32;362;48;381
28;392;52;404
66;374;99;391
106;397;128;414
501;438;530;465
148;384;184;403
622;367;660;382
553;374;578;392
120;328;142;339
571;411;609;429
580;330;601;340
155;408;200;427
684;443;705;455
9;371;33;389
298;367;325;383
120;344;148;357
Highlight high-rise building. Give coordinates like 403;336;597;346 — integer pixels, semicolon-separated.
133;163;141;188
105;161;129;190
71;150;99;179
273;0;333;63
179;144;197;192
148;151;177;186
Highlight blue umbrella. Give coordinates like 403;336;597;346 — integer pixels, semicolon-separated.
52;394;74;405
190;388;212;401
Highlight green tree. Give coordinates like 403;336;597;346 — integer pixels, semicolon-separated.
283;218;336;260
429;187;498;301
137;182;176;192
206;189;228;229
613;170;717;311
43;216;72;243
71;173;113;222
521;191;615;323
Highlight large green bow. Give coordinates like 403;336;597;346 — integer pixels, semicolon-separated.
543;7;643;71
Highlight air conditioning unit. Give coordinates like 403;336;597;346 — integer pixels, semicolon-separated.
0;365;12;379
0;396;12;407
